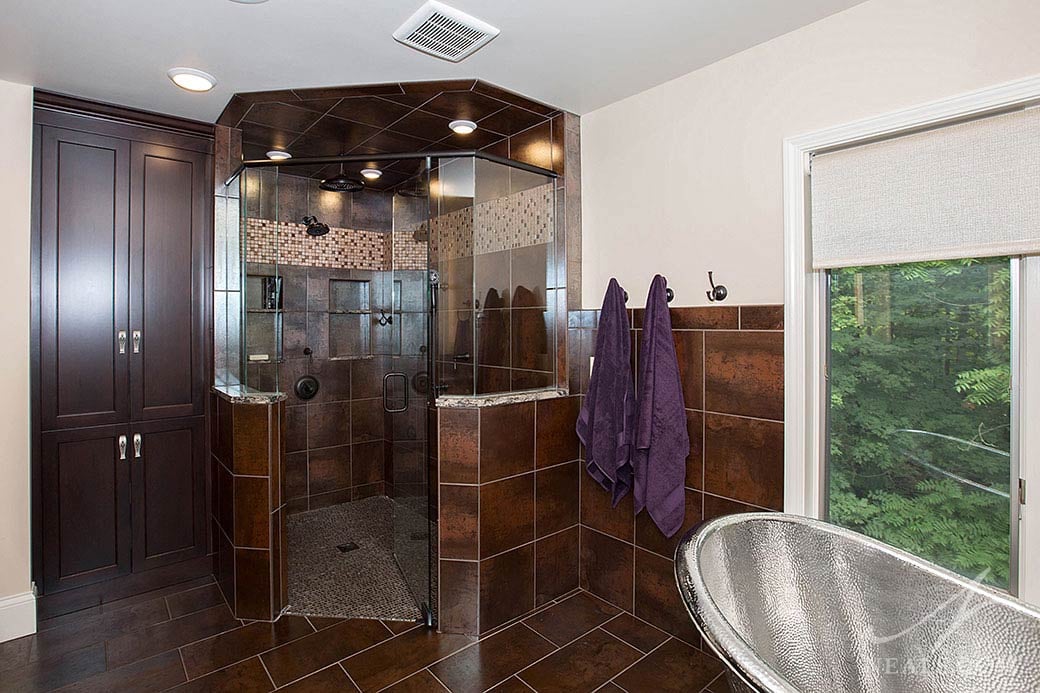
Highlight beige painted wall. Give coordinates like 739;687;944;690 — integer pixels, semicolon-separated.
0;79;33;601
580;0;1040;308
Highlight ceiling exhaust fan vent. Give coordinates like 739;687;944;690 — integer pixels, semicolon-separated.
393;1;500;62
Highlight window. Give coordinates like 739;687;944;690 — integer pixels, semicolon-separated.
826;258;1012;588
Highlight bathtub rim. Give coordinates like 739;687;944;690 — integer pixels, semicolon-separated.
674;511;1040;693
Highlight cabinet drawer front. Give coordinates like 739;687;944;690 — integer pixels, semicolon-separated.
39;127;130;430
41;426;132;592
130;143;209;420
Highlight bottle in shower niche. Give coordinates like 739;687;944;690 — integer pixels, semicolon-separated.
262;276;283;310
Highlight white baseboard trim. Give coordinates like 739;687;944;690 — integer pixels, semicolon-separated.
0;589;36;643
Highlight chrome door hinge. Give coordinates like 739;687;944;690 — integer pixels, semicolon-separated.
1019;478;1026;505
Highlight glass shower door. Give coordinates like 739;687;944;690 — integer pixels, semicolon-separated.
383;161;433;621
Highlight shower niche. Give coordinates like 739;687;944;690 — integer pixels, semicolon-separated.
215;151;558;627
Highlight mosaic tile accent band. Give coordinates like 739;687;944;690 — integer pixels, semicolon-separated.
432;183;555;261
245;183;553;270
245;219;427;271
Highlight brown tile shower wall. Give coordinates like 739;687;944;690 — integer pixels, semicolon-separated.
248;263;430;513
211;394;288;621
437;395;583;635
568;304;785;649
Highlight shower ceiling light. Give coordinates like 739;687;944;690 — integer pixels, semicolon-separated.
360;168;382;180
229;0;269;3
449;120;477;135
266;150;292;160
167;67;217;92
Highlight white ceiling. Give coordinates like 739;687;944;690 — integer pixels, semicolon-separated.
0;0;866;122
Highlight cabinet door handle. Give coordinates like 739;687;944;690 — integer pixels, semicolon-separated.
118;435;127;461
133;433;142;459
117;331;127;355
132;330;142;354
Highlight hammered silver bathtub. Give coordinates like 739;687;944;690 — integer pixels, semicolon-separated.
675;513;1040;693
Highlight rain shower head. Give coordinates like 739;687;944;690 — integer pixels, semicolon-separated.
319;172;365;193
302;215;330;237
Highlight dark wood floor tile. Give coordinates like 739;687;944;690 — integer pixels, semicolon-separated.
599;683;625;692
705;671;735;692
307;616;347;631
342;627;476;692
383;668;449;692
516;628;640;693
166;583;227;618
522;591;619;646
35;606;102;633
600;613;669;654
486;676;533;692
15;596;170;670
0;643;107;692
261;618;391;687
180;615;315;679
99;576;216;614
275;664;359;691
382;620;421;635
613;638;724;693
57;650;186;692
169;656;274;692
105;604;240;669
430;623;555;693
0;635;32;674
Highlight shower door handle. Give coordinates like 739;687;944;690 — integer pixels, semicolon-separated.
382;372;408;413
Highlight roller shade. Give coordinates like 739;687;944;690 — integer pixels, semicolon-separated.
810;107;1040;269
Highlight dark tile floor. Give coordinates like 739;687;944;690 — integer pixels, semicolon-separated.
0;578;730;692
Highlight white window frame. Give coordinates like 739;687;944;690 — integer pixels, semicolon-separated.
783;74;1040;604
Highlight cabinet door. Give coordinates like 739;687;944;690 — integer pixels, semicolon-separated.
130;416;206;572
129;143;209;420
41;425;132;593
39;127;130;430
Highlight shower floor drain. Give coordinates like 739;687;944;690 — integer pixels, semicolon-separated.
336;542;360;553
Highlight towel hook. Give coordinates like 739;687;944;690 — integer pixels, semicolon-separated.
706;272;728;302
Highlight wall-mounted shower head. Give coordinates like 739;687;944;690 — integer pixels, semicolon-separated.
302;215;330;237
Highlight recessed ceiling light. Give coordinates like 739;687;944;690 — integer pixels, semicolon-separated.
266;150;292;160
167;68;217;92
229;0;269;3
449;120;477;135
360;168;382;180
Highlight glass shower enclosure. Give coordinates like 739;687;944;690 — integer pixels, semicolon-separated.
214;152;557;626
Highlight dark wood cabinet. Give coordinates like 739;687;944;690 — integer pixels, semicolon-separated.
40;425;132;593
33;101;213;608
131;417;207;572
38;127;131;431
130;142;208;420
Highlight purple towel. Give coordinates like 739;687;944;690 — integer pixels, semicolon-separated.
633;275;689;537
576;279;634;506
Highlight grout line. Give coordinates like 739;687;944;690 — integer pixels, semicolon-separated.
339;661;364;691
257;655;277;689
422;667;453;692
603;635;673;690
477;523;580;562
